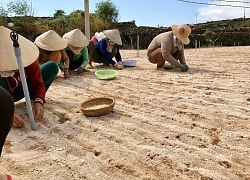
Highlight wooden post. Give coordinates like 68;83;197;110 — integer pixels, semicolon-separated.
137;35;139;57
84;0;90;39
195;40;197;52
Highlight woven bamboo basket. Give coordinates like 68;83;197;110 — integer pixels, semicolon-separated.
80;97;115;117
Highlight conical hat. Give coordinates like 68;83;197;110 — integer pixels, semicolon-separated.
172;24;191;45
0;26;39;71
103;29;122;45
35;30;67;51
95;32;105;41
63;29;89;48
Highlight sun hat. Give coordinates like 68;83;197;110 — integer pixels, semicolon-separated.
0;26;39;71
171;24;191;45
35;30;67;51
63;29;89;48
95;32;105;41
103;29;122;45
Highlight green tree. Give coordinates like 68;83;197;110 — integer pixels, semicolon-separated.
0;5;8;26
7;0;37;16
0;6;8;17
54;9;66;18
94;0;119;24
51;9;67;34
6;0;38;35
67;10;84;32
203;29;218;43
90;13;110;36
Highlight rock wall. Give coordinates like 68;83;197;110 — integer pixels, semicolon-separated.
114;20;250;49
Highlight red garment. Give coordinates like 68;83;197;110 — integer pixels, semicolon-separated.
5;61;45;104
91;36;98;44
6;175;12;180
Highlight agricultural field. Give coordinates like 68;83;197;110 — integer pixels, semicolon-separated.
1;47;249;180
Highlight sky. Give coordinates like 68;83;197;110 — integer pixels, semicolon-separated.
1;0;250;27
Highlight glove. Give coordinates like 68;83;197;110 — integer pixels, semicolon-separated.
77;67;84;73
182;63;188;71
179;64;187;72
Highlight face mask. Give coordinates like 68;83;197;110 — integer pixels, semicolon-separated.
109;41;115;46
69;45;83;54
0;71;15;77
106;39;115;53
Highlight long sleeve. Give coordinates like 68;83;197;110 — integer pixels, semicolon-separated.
96;39;116;66
25;61;46;104
148;32;182;67
161;33;180;67
60;49;70;68
177;48;186;63
80;47;89;68
114;47;122;62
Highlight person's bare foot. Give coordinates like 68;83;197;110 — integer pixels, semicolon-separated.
86;64;93;69
82;68;90;72
12;114;24;128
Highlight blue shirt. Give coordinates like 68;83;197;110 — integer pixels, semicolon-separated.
95;38;122;66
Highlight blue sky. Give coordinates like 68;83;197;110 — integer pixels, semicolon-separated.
1;0;249;27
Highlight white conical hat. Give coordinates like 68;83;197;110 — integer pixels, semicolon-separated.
35;30;67;51
63;29;89;48
0;26;39;71
95;32;105;41
103;29;122;45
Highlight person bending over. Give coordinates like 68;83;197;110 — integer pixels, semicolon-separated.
35;30;70;78
0;26;58;128
87;29;124;70
59;29;90;75
147;24;191;71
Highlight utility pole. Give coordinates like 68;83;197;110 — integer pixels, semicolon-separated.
196;13;197;24
84;0;90;39
244;8;246;19
242;8;246;26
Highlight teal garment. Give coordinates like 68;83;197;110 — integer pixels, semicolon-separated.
59;46;88;70
0;61;58;102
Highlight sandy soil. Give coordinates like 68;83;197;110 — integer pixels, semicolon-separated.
0;46;250;180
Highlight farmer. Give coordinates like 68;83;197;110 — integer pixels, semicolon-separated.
147;24;191;71
87;29;124;70
0;26;58;128
58;29;90;74
0;87;21;180
35;30;71;78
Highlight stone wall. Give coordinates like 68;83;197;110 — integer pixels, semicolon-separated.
114;20;250;49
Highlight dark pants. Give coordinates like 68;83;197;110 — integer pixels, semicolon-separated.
66;50;83;71
88;40;117;66
0;87;14;155
0;61;58;102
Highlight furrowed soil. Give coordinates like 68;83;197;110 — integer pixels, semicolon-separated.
1;47;250;180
